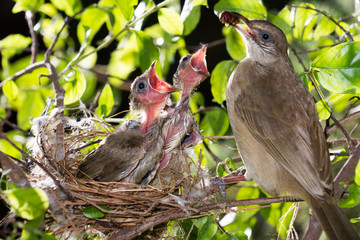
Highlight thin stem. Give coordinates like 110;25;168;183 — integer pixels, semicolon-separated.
287;5;354;41
25;10;38;64
59;0;172;77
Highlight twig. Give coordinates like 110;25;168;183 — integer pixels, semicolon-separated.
58;0;173;77
0;151;31;187
0;116;33;137
288;45;308;72
7;61;46;82
326;111;360;136
0;132;74;201
108;197;302;240
192;106;216;115
286;5;354;41
25;10;38;64
296;44;338;55
203;141;223;163
202;135;235;140
328;139;360;149
333;143;360;199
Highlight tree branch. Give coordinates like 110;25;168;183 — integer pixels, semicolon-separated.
108;197;302;239
25;10;38;64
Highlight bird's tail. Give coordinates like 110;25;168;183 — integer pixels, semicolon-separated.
307;196;359;240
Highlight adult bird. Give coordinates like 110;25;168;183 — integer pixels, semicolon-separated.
219;11;359;240
76;61;177;184
157;45;210;174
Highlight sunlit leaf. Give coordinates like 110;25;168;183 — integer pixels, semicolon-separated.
4;188;49;220
311;42;360;94
294;3;316;41
108;32;138;84
355;159;360;186
113;0;137;21
134;31;160;74
223;27;246;60
340;184;360;208
77;7;108;44
0;34;32;59
78;46;98;69
158;8;184;35
200;107;229;136
12;0;44;13
62;71;87;105
17;90;46;130
3;80;19;101
181;0;201;36
211;60;237;105
95;84;114;117
214;0;267;19
50;0;82;16
315;100;331;120
193;0;208;7
314;16;336;39
0;130;24;159
193;216;208;230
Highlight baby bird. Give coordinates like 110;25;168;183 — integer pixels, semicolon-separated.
76;61;177;184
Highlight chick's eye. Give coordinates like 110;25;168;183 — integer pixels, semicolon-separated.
138;82;145;90
261;32;270;41
182;56;189;62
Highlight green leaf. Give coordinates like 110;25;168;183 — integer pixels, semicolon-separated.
355;159;360;186
95;84;114;117
214;0;267;19
50;0;82;16
134;31;160;74
340;184;360;208
17;91;46;130
113;0;137;21
211;60;237;105
12;0;44;13
277;202;296;238
294;3;317;41
181;2;201;36
314;16;336;39
351;217;360;223
78;46;98;69
82;205;109;219
224;27;246;60
4;188;49;220
193;216;208;230
77;7;108;44
198;218;218;240
200;107;229;136
0;108;6;119
3;80;19;101
158;8;184;35
0;34;32;59
311;42;360;94
0;130;24;159
193;0;207;7
315;100;331;120
109;32;138;83
62;71;87;105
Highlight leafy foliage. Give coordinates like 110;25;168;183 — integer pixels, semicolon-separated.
1;0;360;239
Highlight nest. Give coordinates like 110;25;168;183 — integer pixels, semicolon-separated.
27;108;218;239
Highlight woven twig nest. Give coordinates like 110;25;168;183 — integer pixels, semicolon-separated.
27;108;216;239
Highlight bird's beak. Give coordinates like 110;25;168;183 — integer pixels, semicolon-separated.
190;44;210;76
219;11;255;41
148;60;178;93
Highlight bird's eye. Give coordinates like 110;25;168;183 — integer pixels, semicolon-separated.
261;32;271;41
138;82;145;90
182;56;189;62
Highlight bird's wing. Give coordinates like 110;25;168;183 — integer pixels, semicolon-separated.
234;97;332;201
77;129;146;182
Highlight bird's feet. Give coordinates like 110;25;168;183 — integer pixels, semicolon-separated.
210;167;247;197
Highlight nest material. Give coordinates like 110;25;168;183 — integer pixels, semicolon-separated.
28;109;216;239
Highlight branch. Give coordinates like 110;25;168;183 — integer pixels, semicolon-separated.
287;5;354;41
326;111;360;136
108;197;302;239
25;10;38;64
0;133;74;201
0;151;30;188
333;143;360;199
58;0;173;77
